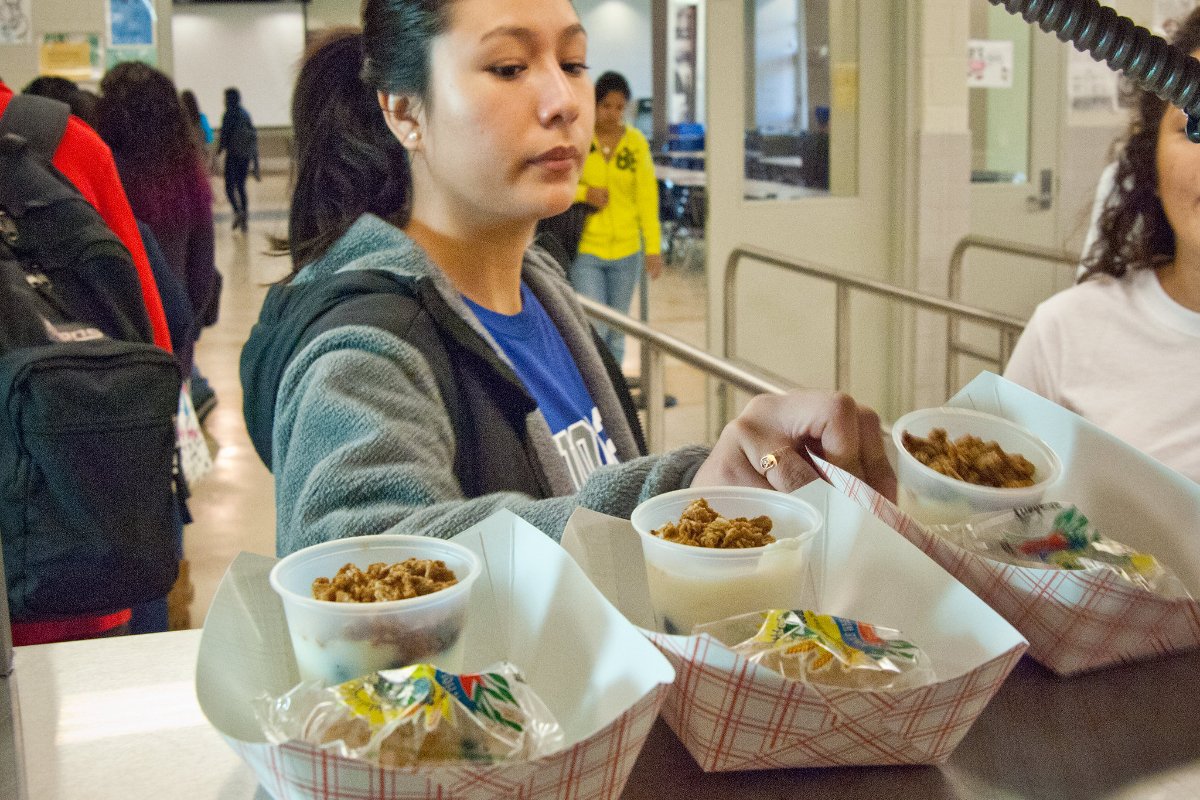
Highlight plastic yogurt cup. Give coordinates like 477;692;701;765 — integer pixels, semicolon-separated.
630;487;823;635
269;534;480;684
892;407;1062;525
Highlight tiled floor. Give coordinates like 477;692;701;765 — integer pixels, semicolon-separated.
184;173;711;628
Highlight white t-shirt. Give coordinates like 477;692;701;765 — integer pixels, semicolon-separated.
1004;268;1200;484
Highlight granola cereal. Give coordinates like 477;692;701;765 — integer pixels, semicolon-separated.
312;558;458;603
901;428;1037;489
651;498;775;548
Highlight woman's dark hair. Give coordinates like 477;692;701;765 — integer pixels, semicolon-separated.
23;75;98;127
22;75;78;104
287;26;415;271
97;62;208;225
287;2;456;272
180;89;203;127
1084;8;1200;281
594;71;630;103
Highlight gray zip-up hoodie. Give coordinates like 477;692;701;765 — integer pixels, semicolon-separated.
262;214;708;555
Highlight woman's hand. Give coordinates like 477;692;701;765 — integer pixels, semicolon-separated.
645;253;664;280
585;186;609;210
691;390;897;501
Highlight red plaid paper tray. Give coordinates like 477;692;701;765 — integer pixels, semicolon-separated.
867;373;1200;676
561;482;1027;771
196;511;675;799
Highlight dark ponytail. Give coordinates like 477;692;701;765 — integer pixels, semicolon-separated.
287;27;412;271
288;4;457;273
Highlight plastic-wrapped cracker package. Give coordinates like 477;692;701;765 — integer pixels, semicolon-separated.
256;662;564;767
695;609;936;691
930;504;1192;599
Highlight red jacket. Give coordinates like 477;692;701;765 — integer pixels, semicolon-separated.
1;82;173;644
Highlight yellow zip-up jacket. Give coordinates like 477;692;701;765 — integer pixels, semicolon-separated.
575;125;662;260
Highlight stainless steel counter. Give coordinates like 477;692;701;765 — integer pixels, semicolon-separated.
3;630;1198;799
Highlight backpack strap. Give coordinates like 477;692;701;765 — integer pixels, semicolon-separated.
0;94;70;163
244;270;464;470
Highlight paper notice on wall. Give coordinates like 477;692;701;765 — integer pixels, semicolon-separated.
1068;47;1117;117
0;0;32;45
1154;0;1199;37
967;39;1014;89
39;34;103;82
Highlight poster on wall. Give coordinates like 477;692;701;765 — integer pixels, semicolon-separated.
0;0;32;45
1067;47;1117;116
966;39;1013;89
107;45;157;68
107;0;156;47
39;34;103;83
670;3;697;124
1153;0;1199;37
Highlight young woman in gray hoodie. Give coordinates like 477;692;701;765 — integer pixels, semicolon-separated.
243;1;895;558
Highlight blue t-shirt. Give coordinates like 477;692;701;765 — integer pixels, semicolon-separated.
464;284;618;489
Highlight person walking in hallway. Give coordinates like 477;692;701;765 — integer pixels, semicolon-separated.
215;86;259;232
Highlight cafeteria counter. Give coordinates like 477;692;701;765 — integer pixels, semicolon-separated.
2;629;1198;799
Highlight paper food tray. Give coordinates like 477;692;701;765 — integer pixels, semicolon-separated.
862;372;1200;676
195;510;675;800
561;482;1026;771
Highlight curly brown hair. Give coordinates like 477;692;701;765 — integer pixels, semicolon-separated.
1083;8;1200;281
97;62;205;209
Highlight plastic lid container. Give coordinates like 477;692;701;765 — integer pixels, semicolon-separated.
630;487;823;635
891;407;1062;525
269;534;480;684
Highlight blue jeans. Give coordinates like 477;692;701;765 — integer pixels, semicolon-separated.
570;251;644;364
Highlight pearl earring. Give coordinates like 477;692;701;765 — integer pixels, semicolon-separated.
407;130;419;142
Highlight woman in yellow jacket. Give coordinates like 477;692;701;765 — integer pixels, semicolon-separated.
572;71;662;365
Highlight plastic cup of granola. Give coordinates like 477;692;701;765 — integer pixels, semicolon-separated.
892;407;1062;525
269;534;480;685
630;487;823;635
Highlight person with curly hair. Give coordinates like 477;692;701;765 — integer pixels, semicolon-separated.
98;62;220;382
97;61;220;631
1004;8;1200;484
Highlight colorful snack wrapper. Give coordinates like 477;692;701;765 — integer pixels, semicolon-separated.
256;662;564;767
695;609;936;691
929;504;1192;599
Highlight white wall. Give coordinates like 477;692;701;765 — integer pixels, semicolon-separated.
172;1;651;129
575;0;654;102
171;3;305;128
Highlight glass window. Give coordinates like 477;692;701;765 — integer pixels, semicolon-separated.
968;1;1033;184
742;0;859;200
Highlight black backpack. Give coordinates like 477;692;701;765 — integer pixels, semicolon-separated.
0;95;182;620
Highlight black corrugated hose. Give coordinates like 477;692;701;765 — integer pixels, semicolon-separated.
990;0;1200;141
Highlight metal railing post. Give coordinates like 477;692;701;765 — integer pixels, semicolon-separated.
945;235;1077;396
578;294;790;452
645;347;666;453
722;244;1029;405
835;284;851;392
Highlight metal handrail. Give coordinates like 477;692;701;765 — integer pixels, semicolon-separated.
577;295;791;452
723;245;1029;408
946;235;1077;396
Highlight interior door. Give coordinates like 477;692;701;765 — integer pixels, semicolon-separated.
960;1;1075;376
964;3;1070;307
